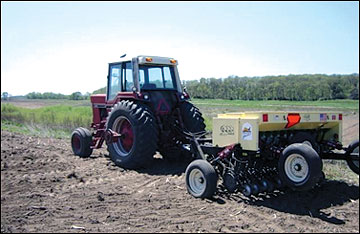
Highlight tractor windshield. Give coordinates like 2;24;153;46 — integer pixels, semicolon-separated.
139;65;177;90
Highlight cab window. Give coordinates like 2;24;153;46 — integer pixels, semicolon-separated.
123;62;134;91
108;64;122;100
139;65;176;90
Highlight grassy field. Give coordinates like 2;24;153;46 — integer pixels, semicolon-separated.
1;98;358;135
1;103;92;138
192;98;359;110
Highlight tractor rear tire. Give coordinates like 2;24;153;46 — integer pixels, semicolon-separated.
71;127;93;158
159;101;206;160
179;101;206;134
278;143;323;191
106;100;158;169
346;140;359;174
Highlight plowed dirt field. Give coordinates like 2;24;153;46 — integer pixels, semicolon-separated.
1;114;359;233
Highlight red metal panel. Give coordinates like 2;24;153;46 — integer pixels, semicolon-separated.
90;94;106;125
90;94;106;104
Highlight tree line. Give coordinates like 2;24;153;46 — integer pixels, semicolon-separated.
19;74;359;101
25;91;91;100
184;74;359;101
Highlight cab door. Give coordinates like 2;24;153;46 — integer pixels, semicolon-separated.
107;63;122;101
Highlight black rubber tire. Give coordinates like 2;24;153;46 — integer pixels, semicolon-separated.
71;127;93;158
346;140;359;175
159;101;206;160
278;143;323;191
185;160;218;198
289;131;320;153
179;101;206;134
106;100;158;169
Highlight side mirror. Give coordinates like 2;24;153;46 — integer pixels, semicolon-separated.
183;86;190;99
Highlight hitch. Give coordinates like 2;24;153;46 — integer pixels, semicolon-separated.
104;129;122;144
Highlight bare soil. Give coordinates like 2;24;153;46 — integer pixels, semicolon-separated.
1;113;359;233
1;147;358;232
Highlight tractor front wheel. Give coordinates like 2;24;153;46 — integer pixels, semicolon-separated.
106;100;158;169
71;127;93;158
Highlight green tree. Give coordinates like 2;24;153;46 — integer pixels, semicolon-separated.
70;92;83;100
350;85;359;100
1;92;9;100
184;73;358;101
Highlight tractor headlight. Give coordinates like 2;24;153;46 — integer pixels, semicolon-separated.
143;94;149;100
180;95;185;100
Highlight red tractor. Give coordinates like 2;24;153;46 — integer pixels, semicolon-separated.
71;56;206;169
71;55;359;198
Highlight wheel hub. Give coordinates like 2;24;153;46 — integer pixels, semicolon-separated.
198;177;204;184
113;116;135;156
285;154;309;183
119;119;134;152
188;169;206;196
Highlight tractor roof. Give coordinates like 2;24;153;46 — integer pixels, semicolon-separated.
110;55;178;65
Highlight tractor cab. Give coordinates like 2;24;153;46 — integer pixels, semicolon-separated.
104;56;188;120
107;56;183;101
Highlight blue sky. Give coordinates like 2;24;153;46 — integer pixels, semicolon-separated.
1;1;359;95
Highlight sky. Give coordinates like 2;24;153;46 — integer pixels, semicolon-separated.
1;1;359;96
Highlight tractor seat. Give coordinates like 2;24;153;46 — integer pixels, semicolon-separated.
142;83;157;89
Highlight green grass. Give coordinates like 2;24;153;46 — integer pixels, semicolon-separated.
1;103;92;135
191;99;359;111
1;99;358;137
